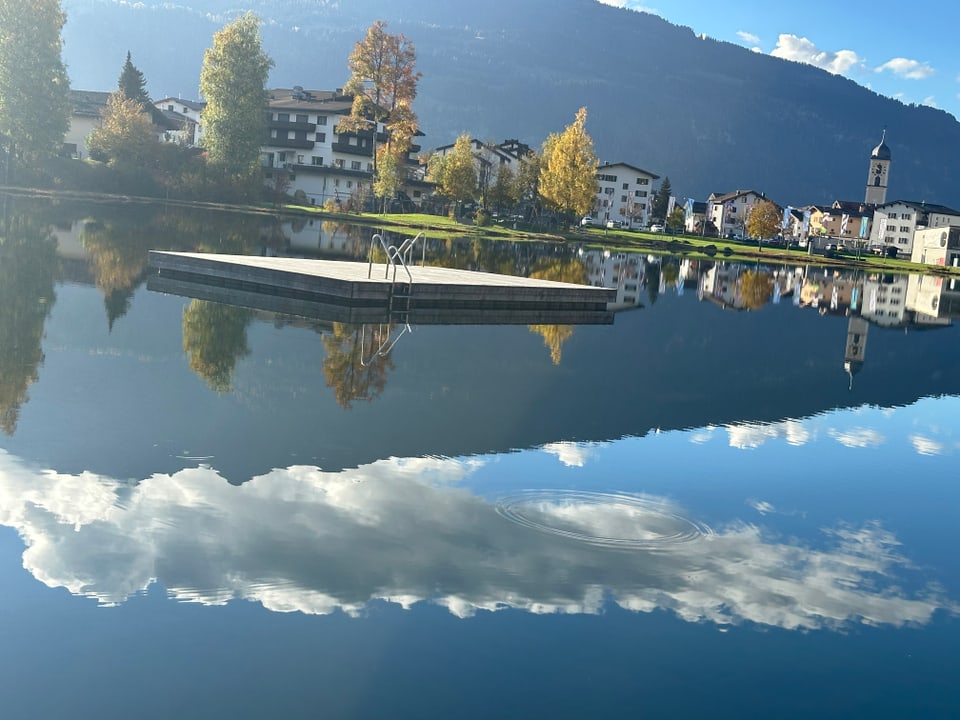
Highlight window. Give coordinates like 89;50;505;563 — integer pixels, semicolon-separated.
635;190;647;197
288;131;296;140
622;183;629;190
270;130;278;138
296;114;308;123
347;180;353;189
317;116;327;125
900;226;910;232
278;113;290;122
604;187;614;195
167;104;174;112
637;178;649;185
335;159;344;168
334;178;340;187
317;132;326;142
351;161;361;170
297;155;304;164
621;195;627;203
367;163;374;172
278;152;286;163
312;157;323;166
898;237;909;244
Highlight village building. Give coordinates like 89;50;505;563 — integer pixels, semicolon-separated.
592;162;659;229
64;90;111;160
152;97;206;146
259;86;427;208
868;200;960;257
705;189;771;238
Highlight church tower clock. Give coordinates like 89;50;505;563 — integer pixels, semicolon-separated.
865;129;891;205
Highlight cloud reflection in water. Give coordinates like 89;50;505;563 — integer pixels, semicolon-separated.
0;449;950;630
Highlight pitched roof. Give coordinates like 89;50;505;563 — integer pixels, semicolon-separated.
596;161;660;179
708;189;766;203
154;97;206;112
878;200;960;216
69;90;111;117
267;87;354;114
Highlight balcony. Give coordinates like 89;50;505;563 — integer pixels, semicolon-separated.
267;120;316;132
331;141;373;157
265;137;315;150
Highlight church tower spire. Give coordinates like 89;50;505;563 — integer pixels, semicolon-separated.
865;128;891;205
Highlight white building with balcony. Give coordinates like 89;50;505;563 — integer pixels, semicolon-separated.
258;87;427;207
868;200;960;257
593;162;659;228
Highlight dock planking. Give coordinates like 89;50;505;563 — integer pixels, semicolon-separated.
147;251;617;324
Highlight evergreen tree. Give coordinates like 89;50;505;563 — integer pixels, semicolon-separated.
199;12;273;184
538;107;599;222
117;51;151;106
0;0;71;174
652;176;672;221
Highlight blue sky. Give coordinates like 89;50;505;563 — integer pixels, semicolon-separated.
598;0;957;120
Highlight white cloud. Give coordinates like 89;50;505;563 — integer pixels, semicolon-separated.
0;449;950;630
541;441;601;467
771;34;863;75
910;434;944;456
876;58;935;79
594;0;659;11
829;428;885;448
726;418;813;449
737;31;760;45
749;499;776;515
922;96;938;108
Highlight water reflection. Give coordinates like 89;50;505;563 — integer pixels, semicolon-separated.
0;446;950;629
0;212;58;434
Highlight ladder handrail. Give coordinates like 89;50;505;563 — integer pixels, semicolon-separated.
367;231;425;283
367;233;392;279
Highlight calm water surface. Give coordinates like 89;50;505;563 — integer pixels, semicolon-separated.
0;199;958;718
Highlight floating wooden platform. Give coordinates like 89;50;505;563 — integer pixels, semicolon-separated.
147;251;616;325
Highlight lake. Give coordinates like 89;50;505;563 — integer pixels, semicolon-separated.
0;197;958;718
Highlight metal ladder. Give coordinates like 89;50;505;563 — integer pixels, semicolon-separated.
359;232;425;365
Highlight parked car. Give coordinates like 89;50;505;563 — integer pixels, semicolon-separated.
649;223;664;233
580;216;594;227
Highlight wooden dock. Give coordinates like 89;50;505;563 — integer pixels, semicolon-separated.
147;251;616;325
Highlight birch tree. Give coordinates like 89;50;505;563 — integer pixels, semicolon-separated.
538;107;599;222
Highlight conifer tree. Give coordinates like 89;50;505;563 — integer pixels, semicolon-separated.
117;51;151;106
652;176;672;221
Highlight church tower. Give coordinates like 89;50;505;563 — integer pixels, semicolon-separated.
844;315;869;390
865;129;891;205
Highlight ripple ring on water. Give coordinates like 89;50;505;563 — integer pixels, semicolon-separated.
495;490;713;550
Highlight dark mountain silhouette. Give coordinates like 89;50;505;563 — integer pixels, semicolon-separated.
61;0;960;206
